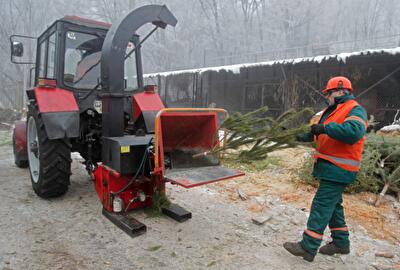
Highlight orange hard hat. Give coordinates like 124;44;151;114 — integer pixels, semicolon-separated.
323;76;352;94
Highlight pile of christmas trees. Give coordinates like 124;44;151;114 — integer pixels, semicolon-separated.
362;133;400;205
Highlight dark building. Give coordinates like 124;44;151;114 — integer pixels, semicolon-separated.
145;47;400;127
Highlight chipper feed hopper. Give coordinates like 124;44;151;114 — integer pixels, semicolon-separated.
10;5;243;237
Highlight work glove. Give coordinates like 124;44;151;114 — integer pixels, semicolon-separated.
310;124;326;135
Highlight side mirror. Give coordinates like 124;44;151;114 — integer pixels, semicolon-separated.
11;41;24;57
9;34;36;64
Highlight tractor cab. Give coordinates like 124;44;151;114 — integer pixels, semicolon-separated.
11;16;141;95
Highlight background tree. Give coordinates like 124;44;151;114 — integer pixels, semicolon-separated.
1;0;400;108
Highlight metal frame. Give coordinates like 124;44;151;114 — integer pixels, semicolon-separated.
133;35;144;89
31;19;109;91
101;5;177;93
100;5;177;139
34;24;58;86
58;23;108;92
28;67;35;88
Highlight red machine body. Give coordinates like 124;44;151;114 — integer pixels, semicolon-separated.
93;91;167;213
33;84;80;139
93;91;243;214
11;5;243;237
34;86;79;113
133;90;164;120
13;120;27;155
159;112;218;149
93;165;157;212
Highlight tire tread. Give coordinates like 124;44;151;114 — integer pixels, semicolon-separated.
28;104;71;198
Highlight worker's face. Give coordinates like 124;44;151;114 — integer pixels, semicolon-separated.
325;90;344;105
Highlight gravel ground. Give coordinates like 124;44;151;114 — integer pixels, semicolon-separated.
0;140;399;270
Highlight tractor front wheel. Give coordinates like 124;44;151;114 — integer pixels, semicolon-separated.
27;105;72;198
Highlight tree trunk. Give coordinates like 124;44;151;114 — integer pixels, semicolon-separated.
129;0;135;10
375;182;390;207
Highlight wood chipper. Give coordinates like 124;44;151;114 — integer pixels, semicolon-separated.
10;5;243;237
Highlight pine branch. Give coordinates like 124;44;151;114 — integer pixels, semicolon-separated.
210;106;315;162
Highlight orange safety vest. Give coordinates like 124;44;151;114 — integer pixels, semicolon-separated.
314;100;367;172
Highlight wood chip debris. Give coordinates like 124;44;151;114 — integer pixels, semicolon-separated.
251;214;273;225
236;188;248;201
375;251;395;258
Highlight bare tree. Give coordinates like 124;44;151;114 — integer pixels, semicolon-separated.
199;0;224;55
1;0;400;103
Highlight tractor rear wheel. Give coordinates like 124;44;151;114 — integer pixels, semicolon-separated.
27;105;72;198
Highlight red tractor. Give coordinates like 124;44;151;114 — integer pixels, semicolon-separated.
11;5;243;237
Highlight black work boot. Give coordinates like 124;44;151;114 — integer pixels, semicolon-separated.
283;242;315;262
319;242;350;255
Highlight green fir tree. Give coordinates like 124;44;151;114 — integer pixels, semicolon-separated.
212;106;315;162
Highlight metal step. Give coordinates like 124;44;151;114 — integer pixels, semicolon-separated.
162;204;192;222
102;208;146;238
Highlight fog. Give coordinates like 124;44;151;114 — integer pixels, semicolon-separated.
1;0;400;108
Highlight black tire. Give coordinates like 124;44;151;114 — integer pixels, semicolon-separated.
12;130;29;168
27;104;72;198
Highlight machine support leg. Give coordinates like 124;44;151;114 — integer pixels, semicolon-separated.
102;208;147;237
162;204;192;222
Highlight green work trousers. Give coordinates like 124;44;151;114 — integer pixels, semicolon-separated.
300;179;350;255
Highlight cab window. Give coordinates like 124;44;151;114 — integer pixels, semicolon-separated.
47;33;56;79
64;31;103;89
38;41;46;78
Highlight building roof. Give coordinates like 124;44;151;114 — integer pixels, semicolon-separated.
145;47;400;77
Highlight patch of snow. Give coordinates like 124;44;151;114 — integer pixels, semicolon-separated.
313;55;326;64
145;63;248;77
71;152;84;160
380;124;400;132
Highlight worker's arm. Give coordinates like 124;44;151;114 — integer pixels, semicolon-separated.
296;132;314;142
324;106;367;144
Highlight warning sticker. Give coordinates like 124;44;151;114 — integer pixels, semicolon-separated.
120;146;130;153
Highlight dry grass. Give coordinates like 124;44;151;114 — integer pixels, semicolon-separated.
215;146;400;244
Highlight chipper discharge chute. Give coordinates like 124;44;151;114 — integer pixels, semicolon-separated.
10;4;244;237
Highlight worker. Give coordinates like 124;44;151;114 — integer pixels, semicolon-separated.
283;76;368;262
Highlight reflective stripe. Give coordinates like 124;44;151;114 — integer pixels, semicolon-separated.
330;226;349;232
344;116;368;128
304;229;323;240
315;152;360;167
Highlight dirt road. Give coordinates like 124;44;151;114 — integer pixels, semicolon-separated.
0;138;399;269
